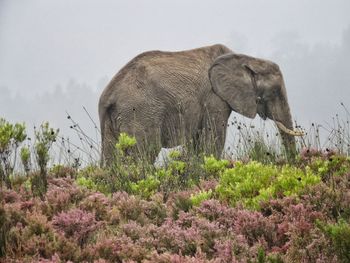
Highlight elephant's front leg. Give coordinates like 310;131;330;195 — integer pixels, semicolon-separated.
201;94;231;157
161;101;203;149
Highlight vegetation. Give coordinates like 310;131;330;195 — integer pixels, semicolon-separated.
1;116;350;262
0;118;26;188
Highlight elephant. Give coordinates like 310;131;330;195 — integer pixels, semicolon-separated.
99;44;302;164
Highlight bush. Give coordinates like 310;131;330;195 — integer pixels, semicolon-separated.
75;165;112;194
52;208;102;247
217;161;277;209
0;118;27;188
310;155;350;180
168;191;193;220
0;206;8;257
79;192;110;221
76;176;98;191
319;219;350;262
3;118;350;262
216;161;320;209
190;189;212;207
272;165;320;197
49;165;76;178
115;132;137;154
155;159;189;197
4;207;81;261
130;175;160;199
107;133;154;193
32;122;59;198
202;155;229;177
20;146;31;175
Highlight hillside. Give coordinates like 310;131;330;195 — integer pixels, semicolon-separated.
1;119;350;262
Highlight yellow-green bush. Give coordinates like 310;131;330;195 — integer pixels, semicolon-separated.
202;155;229;176
216;161;321;209
130;176;160;199
190;189;212;207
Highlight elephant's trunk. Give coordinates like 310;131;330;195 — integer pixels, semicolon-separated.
268;78;303;159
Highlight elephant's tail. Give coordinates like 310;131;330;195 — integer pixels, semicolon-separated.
99;99;118;166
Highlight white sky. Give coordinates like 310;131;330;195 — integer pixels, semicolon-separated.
1;0;349;95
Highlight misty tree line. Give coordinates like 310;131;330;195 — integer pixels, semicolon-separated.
270;26;350;121
0;80;102;141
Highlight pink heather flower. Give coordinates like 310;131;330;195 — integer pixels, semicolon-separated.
52;208;102;246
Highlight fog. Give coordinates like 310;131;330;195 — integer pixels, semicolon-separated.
1;0;350;159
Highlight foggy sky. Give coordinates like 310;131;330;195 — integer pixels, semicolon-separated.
0;0;350;156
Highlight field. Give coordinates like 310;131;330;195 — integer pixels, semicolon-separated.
1;116;350;263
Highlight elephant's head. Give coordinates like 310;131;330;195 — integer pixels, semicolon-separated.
209;53;302;157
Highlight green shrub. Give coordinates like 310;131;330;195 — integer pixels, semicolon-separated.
169;149;182;159
309;155;350;180
253;252;284;263
318;219;350;262
23;177;32;192
32;122;59;198
272;165;320;196
216;161;320;209
99;133;206;197
115;132;136;154
76;176;98;191
20;146;31;174
34;122;59;173
156;158;189;198
216;161;276;209
108;133;152;193
202;155;229;176
0;118;27;188
76;165;111;194
114;147;191;199
190;189;212;207
48;164;76;179
130;176;160;199
170;192;193;220
0;206;8;257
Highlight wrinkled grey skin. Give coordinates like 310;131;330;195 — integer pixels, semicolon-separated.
99;44;296;164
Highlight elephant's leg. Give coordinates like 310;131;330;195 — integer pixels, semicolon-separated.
200;115;227;156
161;112;184;148
201;94;231;157
161;102;202;149
138;128;163;161
100;114;120;166
119;118;163;161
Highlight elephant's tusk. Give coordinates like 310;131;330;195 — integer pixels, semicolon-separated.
275;121;304;136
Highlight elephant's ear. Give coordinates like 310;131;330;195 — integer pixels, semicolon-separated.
209;54;257;118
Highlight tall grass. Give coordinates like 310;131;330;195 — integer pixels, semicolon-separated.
224;104;350;164
301;104;350;155
0;103;349;181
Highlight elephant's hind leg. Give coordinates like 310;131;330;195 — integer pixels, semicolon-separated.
119;120;162;162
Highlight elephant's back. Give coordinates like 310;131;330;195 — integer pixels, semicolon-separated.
129;44;231;93
131;44;230;63
106;44;230;87
133;44;231;72
100;44;231;109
